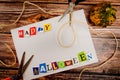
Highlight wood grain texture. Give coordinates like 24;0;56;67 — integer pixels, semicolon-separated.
0;2;120;32
0;0;120;80
0;32;120;79
0;0;120;4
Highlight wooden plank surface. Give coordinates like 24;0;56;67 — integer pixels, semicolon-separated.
0;0;120;3
0;2;120;32
0;0;120;80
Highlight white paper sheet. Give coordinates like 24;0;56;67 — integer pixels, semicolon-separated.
11;9;98;80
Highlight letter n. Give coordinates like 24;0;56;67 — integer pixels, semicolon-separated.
87;53;93;60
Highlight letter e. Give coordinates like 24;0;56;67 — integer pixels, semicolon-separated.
78;51;87;62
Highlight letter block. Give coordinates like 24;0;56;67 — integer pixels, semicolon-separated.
44;23;51;32
58;61;65;68
78;51;87;62
51;62;58;70
65;60;73;66
33;67;39;75
39;63;47;73
30;27;36;35
18;30;24;38
38;27;43;32
87;53;93;60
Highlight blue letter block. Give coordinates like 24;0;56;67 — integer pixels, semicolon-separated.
39;63;47;73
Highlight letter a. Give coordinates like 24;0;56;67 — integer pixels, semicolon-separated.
39;63;47;73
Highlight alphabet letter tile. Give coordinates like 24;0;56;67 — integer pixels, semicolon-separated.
44;23;51;32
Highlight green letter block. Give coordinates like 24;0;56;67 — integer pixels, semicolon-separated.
78;51;87;62
58;61;65;68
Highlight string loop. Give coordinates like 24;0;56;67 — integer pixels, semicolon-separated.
57;22;76;48
0;43;16;67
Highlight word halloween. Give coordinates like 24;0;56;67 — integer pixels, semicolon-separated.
18;23;51;38
32;51;93;75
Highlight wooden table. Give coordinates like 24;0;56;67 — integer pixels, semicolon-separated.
0;0;120;80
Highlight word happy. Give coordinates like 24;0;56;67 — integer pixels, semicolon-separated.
32;51;93;75
18;23;51;38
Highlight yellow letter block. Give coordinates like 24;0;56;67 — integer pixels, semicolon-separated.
44;23;51;32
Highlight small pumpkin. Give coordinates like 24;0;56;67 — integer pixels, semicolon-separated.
89;2;117;27
27;14;53;23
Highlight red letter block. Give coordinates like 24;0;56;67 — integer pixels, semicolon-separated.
18;30;24;38
30;27;36;35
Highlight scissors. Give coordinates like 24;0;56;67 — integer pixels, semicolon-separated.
58;0;85;25
3;52;34;80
